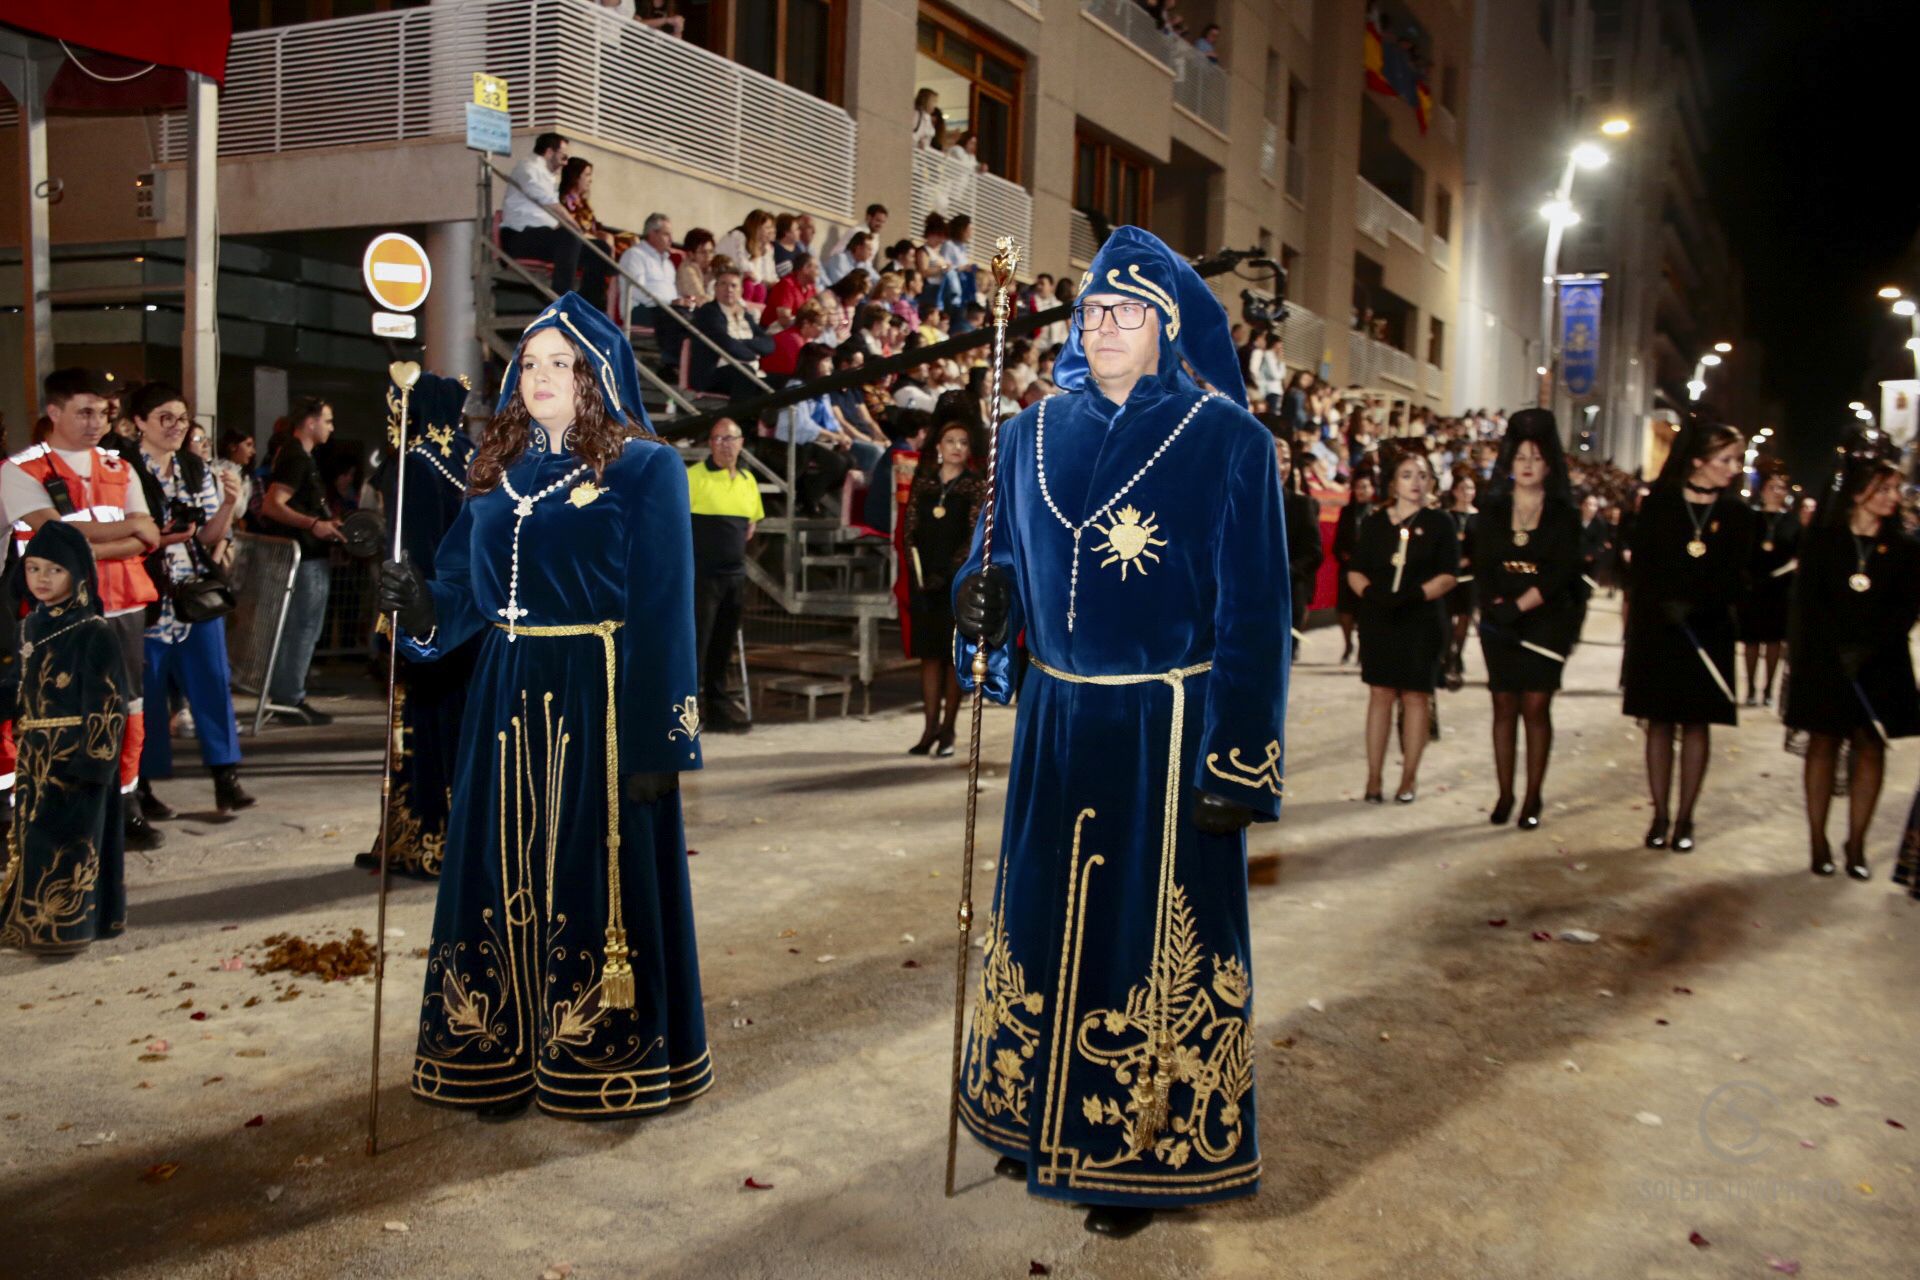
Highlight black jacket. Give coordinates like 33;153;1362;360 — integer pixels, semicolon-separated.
687;301;775;393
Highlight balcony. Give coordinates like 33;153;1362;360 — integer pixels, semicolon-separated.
1348;329;1418;389
1080;0;1174;68
1170;44;1229;133
152;0;857;219
1274;301;1327;377
1355;176;1423;251
909;150;1034;274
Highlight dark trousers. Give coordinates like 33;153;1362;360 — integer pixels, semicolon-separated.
794;442;852;514
501;225;612;305
694;572;746;715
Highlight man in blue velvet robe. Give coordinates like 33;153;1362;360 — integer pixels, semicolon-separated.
953;227;1290;1235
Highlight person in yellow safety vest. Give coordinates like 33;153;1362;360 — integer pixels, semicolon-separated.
0;368;164;852
685;417;764;732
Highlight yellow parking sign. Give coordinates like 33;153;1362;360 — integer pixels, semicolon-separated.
473;74;509;112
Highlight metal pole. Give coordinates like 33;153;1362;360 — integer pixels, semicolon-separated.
184;72;220;429
367;364;421;1157
0;38;57;411
945;237;1021;1199
1537;157;1576;410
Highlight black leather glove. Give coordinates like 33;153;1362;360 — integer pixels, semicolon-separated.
624;772;680;805
955;568;1012;645
1483;599;1521;627
375;559;436;636
1191;788;1256;836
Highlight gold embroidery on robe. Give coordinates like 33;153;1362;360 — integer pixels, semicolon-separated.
963;911;1046;1130
1203;740;1284;796
669;696;701;742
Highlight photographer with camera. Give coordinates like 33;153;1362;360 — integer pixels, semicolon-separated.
129;383;253;817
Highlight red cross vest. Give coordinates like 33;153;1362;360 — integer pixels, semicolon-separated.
9;443;159;616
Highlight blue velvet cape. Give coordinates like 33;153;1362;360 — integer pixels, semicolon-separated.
378;404;478;880
398;430;711;1117
954;373;1291;1207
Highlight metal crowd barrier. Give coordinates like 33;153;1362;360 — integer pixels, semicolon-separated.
223;531;301;734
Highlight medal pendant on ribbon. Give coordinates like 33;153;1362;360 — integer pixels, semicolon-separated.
1686;539;1707;558
1849;572;1871;593
568;481;602;508
1511;529;1529;548
932;505;947;520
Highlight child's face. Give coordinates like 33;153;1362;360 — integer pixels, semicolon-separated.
24;555;73;604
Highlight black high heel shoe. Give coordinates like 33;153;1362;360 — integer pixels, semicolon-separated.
1517;796;1542;830
1809;838;1836;877
1644;816;1670;849
907;726;938;756
1489;795;1514;825
1844;841;1871;882
1670;819;1695;853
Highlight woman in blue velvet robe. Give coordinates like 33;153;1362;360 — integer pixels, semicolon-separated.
377;295;710;1120
953;228;1290;1223
364;373;479;880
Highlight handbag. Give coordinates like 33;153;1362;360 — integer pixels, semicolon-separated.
170;530;236;624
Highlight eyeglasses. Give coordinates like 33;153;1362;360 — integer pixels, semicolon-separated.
1073;301;1150;331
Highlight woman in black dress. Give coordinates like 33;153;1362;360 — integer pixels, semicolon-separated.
1332;470;1376;664
1271;429;1325;661
1784;455;1919;880
1739;465;1798;707
1622;420;1757;852
1442;466;1478;691
903;420;987;757
1474;410;1583;830
1348;446;1459;803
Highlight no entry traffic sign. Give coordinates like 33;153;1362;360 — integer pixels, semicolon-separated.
362;232;432;313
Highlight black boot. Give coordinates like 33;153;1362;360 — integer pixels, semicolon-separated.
1084;1205;1154;1238
476;1093;533;1123
125;806;165;852
212;765;256;814
136;779;175;821
993;1156;1027;1181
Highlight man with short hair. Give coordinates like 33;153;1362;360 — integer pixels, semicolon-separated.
952;227;1289;1236
828;203;890;260
686;418;763;733
618;211;690;329
771;212;803;278
763;254;820;328
499;133;600;298
3;367;165;848
1194;22;1221;60
690;266;776;398
258;398;348;726
822;231;875;287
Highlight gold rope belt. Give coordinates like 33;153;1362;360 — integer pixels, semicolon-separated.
17;716;82;730
1028;655;1212;1141
491;619;634;1010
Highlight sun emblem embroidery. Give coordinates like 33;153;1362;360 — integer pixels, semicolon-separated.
1090;505;1167;581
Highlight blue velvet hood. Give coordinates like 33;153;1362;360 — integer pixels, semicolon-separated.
494;292;655;432
1052;226;1247;410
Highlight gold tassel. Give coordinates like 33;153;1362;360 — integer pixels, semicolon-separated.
1137;1047;1174;1144
600;926;635;1011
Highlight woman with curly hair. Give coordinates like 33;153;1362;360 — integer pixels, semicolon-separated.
375;293;711;1122
901;419;986;756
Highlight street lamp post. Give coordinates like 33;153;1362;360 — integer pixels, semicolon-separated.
1538;121;1630;415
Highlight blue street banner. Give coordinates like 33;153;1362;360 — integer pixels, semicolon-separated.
1559;280;1603;397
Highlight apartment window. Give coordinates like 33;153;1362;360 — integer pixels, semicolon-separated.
726;0;843;101
1433;187;1452;241
1428;316;1446;369
1258;226;1274;256
1281;243;1302;276
1285;76;1307;145
1264;50;1284;122
1538;0;1554;47
1440;64;1459;113
916;4;1027;180
1073;132;1154;229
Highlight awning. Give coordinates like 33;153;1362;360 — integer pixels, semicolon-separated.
1;0;231;108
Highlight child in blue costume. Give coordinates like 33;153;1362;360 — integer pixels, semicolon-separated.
0;521;128;955
377;295;710;1120
953;227;1291;1235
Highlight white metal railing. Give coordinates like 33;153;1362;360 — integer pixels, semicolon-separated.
1348;329;1418;388
1080;0;1174;66
1285;143;1306;202
909;150;1034;273
1069;209;1099;265
1259;121;1278;183
1355;176;1422;251
154;0;856;218
1171;44;1228;132
1425;361;1444;400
